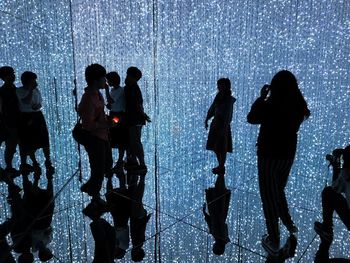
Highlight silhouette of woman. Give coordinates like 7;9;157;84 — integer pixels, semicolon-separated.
247;70;310;255
205;78;236;175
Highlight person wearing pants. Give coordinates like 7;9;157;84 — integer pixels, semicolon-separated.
124;67;150;175
78;64;114;199
0;66;20;174
247;70;310;255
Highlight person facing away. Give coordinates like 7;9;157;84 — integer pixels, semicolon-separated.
0;66;21;175
205;78;236;175
123;67;150;175
314;145;350;262
78;63;114;199
247;70;310;256
16;71;54;174
105;71;128;174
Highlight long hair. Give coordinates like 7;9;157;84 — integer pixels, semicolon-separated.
269;70;310;120
214;78;232;104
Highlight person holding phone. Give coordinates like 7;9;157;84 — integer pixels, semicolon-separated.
247;70;310;255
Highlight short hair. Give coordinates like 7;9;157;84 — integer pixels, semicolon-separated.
85;64;106;86
21;71;37;86
126;67;142;81
0;66;14;80
106;71;120;85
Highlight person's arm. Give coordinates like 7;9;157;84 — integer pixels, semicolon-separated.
205;101;215;129
32;89;42;111
79;95;113;131
247;85;269;124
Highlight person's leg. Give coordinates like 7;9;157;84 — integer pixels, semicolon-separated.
129;126;145;167
118;148;125;163
4;128;18;170
275;159;296;232
324;187;350;230
258;157;280;245
83;138;106;197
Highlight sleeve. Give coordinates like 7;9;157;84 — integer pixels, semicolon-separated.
36;89;43;105
206;101;215;121
78;94;97;131
216;97;235;127
247;97;267;124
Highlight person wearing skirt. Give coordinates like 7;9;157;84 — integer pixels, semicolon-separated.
16;71;54;173
105;71;128;173
205;78;236;175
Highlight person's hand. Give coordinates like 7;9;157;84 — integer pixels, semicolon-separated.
107;97;114;105
32;103;41;111
205;119;209;130
260;84;270;99
144;113;151;123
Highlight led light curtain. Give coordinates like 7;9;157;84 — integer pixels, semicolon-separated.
1;0;350;262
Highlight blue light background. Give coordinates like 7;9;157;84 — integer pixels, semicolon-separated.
0;0;349;262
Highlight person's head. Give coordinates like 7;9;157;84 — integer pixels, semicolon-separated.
0;66;15;84
212;240;226;255
269;70;310;119
131;246;145;262
21;71;38;89
106;71;121;87
18;252;34;263
38;247;53;262
343;145;350;168
85;63;107;89
217;78;231;95
125;67;142;85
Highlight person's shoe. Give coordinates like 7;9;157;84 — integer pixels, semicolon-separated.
20;163;34;173
212;166;225;175
45;160;55;174
4;167;20;177
314;221;333;242
287;224;298;235
261;234;280;256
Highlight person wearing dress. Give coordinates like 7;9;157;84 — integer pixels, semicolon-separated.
205;78;236;175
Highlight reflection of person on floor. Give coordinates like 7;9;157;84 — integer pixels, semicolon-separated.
203;174;231;255
247;70;310;256
17;71;54;174
4;175;33;262
83;199;116;263
0;215;16;263
79;64;114;199
0;66;20;175
105;71;128;174
314;145;350;262
24;171;55;261
205;78;235;175
124;67;150;175
106;175;151;261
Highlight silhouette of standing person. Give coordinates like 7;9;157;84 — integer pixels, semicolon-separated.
105;71;128;174
247;70;310;255
124;67;150;175
17;71;54;174
205;78;236;175
0;66;20;175
78;64;114;199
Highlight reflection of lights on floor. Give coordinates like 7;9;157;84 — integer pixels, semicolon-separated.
0;0;350;262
